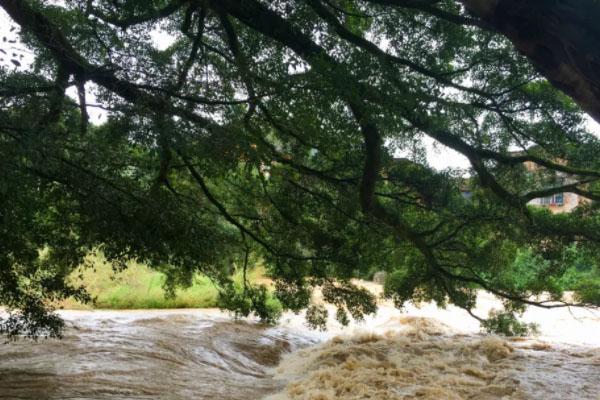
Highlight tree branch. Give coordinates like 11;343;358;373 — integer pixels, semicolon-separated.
89;0;188;29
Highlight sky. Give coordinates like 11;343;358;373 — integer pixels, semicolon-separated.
1;7;599;172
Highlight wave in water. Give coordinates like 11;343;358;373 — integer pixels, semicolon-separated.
0;310;316;400
266;316;600;400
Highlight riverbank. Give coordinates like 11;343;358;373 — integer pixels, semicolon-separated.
58;254;267;309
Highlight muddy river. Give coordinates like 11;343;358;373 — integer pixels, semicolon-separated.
0;290;598;399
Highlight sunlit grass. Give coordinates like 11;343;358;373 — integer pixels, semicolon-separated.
59;254;268;310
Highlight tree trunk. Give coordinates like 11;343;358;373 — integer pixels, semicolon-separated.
463;0;600;123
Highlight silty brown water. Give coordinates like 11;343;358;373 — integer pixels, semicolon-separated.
0;310;317;400
265;316;600;400
0;293;599;400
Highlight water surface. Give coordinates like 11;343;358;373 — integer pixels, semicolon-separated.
0;291;599;399
0;310;317;399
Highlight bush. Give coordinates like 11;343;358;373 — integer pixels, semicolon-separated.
481;309;539;337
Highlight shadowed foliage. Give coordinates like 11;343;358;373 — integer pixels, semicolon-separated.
1;0;600;337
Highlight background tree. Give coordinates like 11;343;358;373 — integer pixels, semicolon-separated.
1;0;599;337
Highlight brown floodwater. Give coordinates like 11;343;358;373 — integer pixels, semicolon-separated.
266;317;600;400
0;290;599;400
0;310;318;399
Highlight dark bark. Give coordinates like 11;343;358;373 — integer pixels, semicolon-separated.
462;0;600;123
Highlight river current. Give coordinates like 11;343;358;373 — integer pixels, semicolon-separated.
0;289;598;399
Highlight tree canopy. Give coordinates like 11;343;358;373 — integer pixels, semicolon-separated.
1;0;600;338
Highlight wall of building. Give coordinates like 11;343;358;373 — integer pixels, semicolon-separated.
527;192;582;214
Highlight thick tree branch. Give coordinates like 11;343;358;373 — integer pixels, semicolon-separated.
522;179;598;203
175;5;207;89
213;0;385;213
0;0;219;129
88;0;188;29
365;0;491;30
461;0;600;123
307;0;496;101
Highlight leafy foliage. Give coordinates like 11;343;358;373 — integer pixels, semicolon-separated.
1;0;600;337
481;309;539;337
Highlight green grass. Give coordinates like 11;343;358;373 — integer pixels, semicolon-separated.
60;254;267;310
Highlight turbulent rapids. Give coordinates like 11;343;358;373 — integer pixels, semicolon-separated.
0;291;598;399
266;317;600;400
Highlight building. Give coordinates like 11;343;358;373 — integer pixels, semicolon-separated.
459;156;588;214
521;159;587;214
527;190;582;213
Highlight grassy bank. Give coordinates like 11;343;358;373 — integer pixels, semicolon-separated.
60;255;266;310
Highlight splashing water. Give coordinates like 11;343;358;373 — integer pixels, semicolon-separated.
0;289;598;399
266;316;600;400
